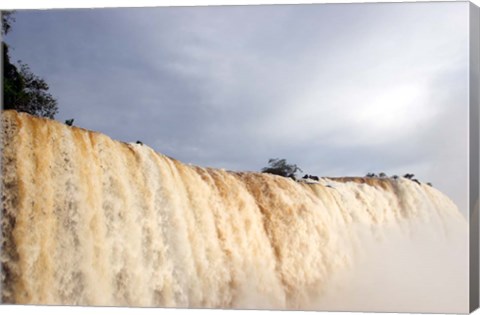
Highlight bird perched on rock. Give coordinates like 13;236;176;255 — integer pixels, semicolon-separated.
65;119;74;126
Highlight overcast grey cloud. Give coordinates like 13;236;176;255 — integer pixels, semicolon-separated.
4;2;469;215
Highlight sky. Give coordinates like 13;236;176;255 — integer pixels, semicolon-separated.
3;2;470;215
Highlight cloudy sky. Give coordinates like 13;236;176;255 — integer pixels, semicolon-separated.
4;2;470;215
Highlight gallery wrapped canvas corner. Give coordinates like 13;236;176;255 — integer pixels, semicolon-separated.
1;1;479;313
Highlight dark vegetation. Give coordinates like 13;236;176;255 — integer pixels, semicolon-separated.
260;160;432;188
261;159;321;182
261;158;302;180
2;11;58;119
365;172;432;186
303;174;319;181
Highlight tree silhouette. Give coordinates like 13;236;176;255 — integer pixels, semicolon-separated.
2;11;58;119
261;158;302;179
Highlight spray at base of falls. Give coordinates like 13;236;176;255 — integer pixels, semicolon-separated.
0;110;468;312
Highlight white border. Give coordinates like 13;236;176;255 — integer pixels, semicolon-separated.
0;0;473;10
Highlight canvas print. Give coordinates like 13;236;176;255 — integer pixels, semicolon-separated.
1;2;478;313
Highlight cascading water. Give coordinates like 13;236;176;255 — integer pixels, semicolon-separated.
0;110;468;312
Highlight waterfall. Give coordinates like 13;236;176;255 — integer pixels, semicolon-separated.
0;110;468;312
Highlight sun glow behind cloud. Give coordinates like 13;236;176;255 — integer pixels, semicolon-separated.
351;85;429;140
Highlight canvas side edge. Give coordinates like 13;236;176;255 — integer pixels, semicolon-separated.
470;1;480;313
